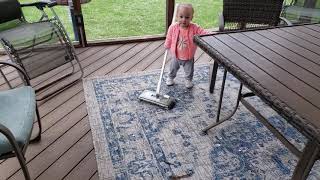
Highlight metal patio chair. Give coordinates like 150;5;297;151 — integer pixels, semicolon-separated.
0;61;42;180
209;0;291;93
0;0;84;101
281;0;320;24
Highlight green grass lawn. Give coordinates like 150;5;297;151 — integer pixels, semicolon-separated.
20;0;222;41
82;0;222;40
15;0;310;41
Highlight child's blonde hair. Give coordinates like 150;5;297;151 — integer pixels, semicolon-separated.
177;3;194;15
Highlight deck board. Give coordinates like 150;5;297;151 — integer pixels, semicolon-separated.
63;150;97;180
0;39;212;180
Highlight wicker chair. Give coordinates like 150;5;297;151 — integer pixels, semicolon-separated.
209;0;291;93
219;0;290;31
0;0;84;101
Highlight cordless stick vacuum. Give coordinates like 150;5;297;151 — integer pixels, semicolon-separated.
138;49;176;109
138;4;178;110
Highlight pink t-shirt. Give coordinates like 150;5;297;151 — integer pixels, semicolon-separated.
176;27;189;60
164;23;208;60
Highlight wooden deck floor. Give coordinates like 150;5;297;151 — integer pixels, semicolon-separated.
0;40;213;180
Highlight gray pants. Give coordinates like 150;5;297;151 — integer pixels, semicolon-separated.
168;57;194;80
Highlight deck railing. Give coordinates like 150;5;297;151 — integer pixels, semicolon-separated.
70;0;176;47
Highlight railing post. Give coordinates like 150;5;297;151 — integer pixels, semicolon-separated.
71;0;87;47
166;0;175;34
304;0;316;8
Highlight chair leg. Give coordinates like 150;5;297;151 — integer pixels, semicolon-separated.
35;49;84;101
0;125;31;180
15;148;31;180
30;104;41;142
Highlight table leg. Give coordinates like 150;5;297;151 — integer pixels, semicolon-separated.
209;61;219;93
202;70;242;133
292;139;319;179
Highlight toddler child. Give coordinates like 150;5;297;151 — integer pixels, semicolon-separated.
165;3;208;88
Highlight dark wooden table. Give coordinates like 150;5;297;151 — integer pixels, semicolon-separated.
194;24;320;179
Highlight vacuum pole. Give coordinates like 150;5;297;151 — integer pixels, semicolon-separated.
155;4;179;97
156;50;168;96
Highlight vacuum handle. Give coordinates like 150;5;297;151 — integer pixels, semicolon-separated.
156;3;179;97
155;4;178;96
156;50;168;96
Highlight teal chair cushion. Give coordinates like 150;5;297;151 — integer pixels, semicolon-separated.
0;86;36;155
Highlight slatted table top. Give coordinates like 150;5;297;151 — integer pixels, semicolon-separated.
194;24;320;142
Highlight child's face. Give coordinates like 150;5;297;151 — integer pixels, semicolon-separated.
177;6;193;28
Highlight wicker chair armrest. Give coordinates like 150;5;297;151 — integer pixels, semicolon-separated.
0;61;30;86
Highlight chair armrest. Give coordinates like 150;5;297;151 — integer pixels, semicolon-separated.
218;13;224;31
0;123;16;144
47;0;92;6
0;61;31;86
280;17;293;26
20;1;57;10
0;123;25;157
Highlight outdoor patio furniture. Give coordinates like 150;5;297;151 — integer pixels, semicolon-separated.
218;0;289;31
194;24;320;179
0;61;42;180
0;0;84;101
209;0;291;93
282;0;320;24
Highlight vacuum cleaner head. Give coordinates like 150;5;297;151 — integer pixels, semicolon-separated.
138;90;175;110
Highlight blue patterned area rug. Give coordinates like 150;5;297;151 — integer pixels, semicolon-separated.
83;64;320;180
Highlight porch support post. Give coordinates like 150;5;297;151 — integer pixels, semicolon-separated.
72;0;87;47
166;0;175;34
